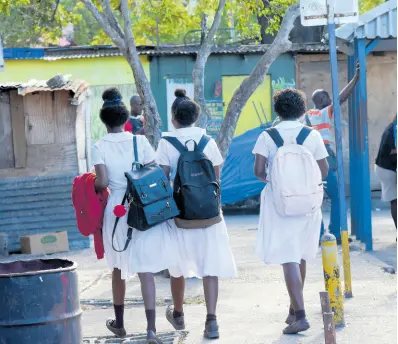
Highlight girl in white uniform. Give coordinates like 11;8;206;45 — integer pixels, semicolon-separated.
92;88;178;343
156;89;237;339
253;89;329;334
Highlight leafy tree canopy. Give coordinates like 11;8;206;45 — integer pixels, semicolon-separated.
0;0;386;47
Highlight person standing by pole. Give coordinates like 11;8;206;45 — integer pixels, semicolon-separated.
306;65;359;244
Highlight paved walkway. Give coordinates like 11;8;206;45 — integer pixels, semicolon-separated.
74;211;397;344
3;211;396;343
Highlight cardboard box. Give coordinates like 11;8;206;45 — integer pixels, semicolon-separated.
20;231;69;255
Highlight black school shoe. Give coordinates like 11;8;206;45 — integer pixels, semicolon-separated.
283;318;310;335
204;319;220;339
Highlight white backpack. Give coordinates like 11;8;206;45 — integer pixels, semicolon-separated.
266;127;324;217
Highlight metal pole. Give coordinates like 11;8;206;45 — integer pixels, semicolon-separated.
252;101;264;125
321;233;344;326
354;40;363;241
320;291;337;344
0;35;4;72
357;38;373;251
348;55;357;237
327;0;353;297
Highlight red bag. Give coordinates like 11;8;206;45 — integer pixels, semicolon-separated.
72;173;108;259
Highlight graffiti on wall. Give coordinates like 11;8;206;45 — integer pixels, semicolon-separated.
206;100;224;138
272;77;296;95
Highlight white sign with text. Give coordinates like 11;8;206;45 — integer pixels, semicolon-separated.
300;0;359;26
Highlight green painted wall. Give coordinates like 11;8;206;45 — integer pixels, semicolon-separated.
149;53;296;131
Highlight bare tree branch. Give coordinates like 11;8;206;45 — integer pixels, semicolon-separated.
120;0;135;49
206;0;226;43
216;3;300;158
118;0;162;146
81;0;126;50
51;0;61;22
193;0;227;128
102;0;125;39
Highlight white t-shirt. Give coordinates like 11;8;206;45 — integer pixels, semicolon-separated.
253;121;328;180
92;132;155;191
156;127;223;181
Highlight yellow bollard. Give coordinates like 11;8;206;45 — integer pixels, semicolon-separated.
321;232;345;327
341;230;353;298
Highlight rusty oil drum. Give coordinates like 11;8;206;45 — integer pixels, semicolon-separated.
0;259;82;343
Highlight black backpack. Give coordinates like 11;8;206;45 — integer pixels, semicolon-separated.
162;135;221;222
112;136;179;252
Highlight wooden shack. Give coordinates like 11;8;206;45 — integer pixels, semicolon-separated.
0;77;91;252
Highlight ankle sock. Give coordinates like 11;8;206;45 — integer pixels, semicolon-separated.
173;310;184;318
113;304;124;328
206;314;217;324
295;310;306;321
145;309;156;333
289;306;295;316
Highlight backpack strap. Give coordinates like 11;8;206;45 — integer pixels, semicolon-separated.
196;135;211;153
266;128;284;148
304;114;312;127
112;193;133;253
296;127;313;145
132;135;143;170
163;137;188;154
133;135;139;162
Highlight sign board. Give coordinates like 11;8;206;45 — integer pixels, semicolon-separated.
300;0;359;26
205;100;224;138
0;36;4;72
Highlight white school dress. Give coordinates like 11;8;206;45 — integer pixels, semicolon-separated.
92;132;179;279
253;121;328;265
155;127;237;279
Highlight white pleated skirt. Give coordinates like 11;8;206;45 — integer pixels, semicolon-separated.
102;190;180;280
167;217;238;279
256;185;322;265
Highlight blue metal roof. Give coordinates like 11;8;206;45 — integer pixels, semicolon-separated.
336;0;397;42
3;48;45;60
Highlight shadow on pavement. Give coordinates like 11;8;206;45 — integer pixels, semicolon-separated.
369;243;397;271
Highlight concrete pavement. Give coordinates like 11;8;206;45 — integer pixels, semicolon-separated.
75;211;397;344
2;211;395;343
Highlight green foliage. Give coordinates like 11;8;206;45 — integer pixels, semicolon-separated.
0;0;76;47
359;0;385;13
0;0;386;48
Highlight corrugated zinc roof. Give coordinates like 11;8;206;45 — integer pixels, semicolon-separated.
42;43;329;60
336;0;397;42
0;76;90;105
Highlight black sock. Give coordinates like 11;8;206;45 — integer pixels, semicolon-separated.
145;309;156;333
295;310;306;321
206;314;217;324
113;304;124;328
173;310;184;318
289;306;295;316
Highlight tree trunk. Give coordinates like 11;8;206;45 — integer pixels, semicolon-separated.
124;49;162;147
257;0;275;44
193;53;211;128
193;0;226;129
81;0;161;147
216;3;300;158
